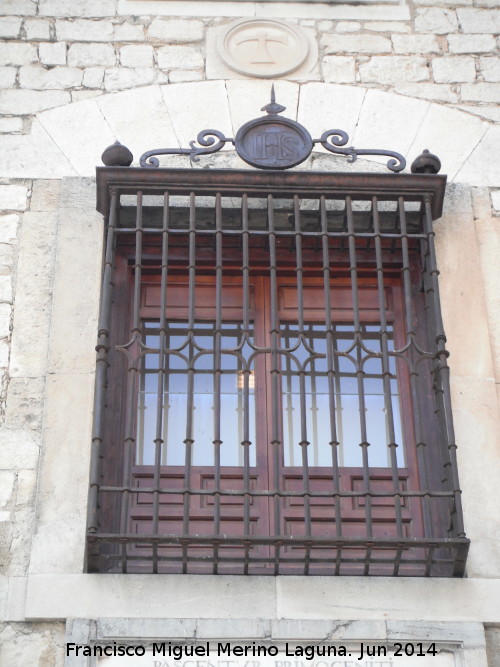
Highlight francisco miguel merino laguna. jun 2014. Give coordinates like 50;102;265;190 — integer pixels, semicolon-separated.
66;642;416;660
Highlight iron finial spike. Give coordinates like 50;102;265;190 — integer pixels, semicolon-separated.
271;84;276;105
261;85;286;115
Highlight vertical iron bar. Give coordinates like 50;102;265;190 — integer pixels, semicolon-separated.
182;192;196;572
399;197;432;538
120;191;144;572
320;196;342;544
423;197;465;538
152;191;170;573
87;190;118;536
213;193;223;573
372;197;404;541
268;195;282;558
241;194;251;572
346;196;373;541
294;195;312;552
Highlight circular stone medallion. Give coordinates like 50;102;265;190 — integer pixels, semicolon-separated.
218;19;309;78
235;116;313;170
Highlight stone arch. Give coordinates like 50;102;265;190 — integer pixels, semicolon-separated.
2;79;499;185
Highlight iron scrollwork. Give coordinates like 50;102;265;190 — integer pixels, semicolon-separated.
133;86;410;173
140;129;233;168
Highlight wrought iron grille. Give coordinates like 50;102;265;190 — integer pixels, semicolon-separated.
87;168;469;576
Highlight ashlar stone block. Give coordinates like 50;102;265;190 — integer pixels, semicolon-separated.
0;118;23;134
0;185;28;212
0;472;15;507
39;42;67;66
392;34;440;53
67;43;116;68
157;45;204;70
415;7;459;33
56;19;113;42
0;303;12;338
359;56;430;83
113;22;145;42
82;67;104;89
0;429;40;469
0;89;71;116
448;33;496;53
433;57;476;83
0;18;22;39
24;19;51;42
148;18;204;43
457;8;500;33
168;70;204;83
479;57;500;82
0;215;19;243
4;378;45;430
16;469;36;505
322;33;391;54
119;44;154;68
103;67;156;92
0;43;37;67
0;68;16;90
39;0;117;17
19;65;83;90
461;82;500;102
322;56;356;83
0;1;37;16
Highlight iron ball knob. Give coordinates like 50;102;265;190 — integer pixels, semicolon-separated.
101;141;133;167
411;149;441;174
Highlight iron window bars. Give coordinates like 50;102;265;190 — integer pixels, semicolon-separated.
87;168;469;576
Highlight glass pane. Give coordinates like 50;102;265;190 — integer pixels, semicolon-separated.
282;321;405;468
137;320;256;467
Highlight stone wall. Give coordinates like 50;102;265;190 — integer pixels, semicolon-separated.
0;0;499;665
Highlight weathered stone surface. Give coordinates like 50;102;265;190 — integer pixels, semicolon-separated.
9;210;57;377
98;85;178;164
0;215;18;244
16;469;36;505
0;303;11;338
298;82;365;149
456;125;500;186
433;56;476;82
457;8;500;32
479;57;500;82
322;33;391;53
0;18;22;39
0;472;15;508
322;55;356;83
371;21;411;31
0;120;76;178
410;104;488;181
415;7;459;33
490;190;500;211
461;82;500;102
30;180;61;213
148;18;204;43
0;43;37;67
103;67;156;92
161;81;232;148
0;68;16;90
39;0;117;17
168;69;204;83
24;19;51;41
0;430;39;469
82;67;104;88
56;18;113;42
67;43;116;68
39;41;67;66
0;185;28;212
119;44;154;68
0;117;23;134
334;21;361;33
359;56;430;83
0;275;12;304
392;34;440;52
448;33;496;52
0;622;65;666
38;98;115;176
157;45;204;70
4;378;45;430
354;89;429;165
113;22;144;42
19;65;83;90
0;0;37;16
